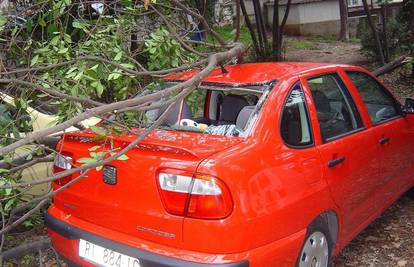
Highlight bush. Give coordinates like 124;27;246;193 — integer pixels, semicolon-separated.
359;17;404;60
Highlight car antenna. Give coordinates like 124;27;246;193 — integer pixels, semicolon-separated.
220;64;228;74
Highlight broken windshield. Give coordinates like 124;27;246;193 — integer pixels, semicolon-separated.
111;81;275;137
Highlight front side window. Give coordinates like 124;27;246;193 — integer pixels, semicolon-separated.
280;83;312;147
307;73;363;142
346;71;400;124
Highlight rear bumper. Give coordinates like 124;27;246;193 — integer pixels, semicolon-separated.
46;205;306;267
45;212;248;267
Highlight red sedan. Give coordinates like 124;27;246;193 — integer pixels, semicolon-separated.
46;63;414;267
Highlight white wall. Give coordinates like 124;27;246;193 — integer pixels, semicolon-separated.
298;0;340;24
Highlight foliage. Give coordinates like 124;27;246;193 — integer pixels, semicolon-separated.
0;0;203;231
360;18;404;59
210;25;251;45
145;28;197;70
360;1;413;68
2;0;199;123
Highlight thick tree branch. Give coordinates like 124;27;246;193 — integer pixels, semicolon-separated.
0;238;51;261
0;44;246;183
373;56;412;76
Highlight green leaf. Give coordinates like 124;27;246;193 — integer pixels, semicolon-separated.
95;82;104;97
90;126;107;136
30;55;39;66
88;145;101;151
108;72;121;81
37;17;46;27
0;168;9;174
114;52;122;61
4;199;16;211
76;157;97;164
0;14;7;30
58;47;69;54
89;64;99;71
116;154;129;161
26;154;33;161
66;66;77;75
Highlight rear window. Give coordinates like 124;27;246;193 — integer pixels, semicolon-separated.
110;82;274;137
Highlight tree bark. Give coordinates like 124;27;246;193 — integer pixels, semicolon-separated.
372;55;412;76
339;0;349;41
380;2;389;62
240;0;261;56
234;0;241;42
404;0;414;77
272;0;280;61
278;0;292;60
252;0;266;58
1;238;51;261
362;0;386;65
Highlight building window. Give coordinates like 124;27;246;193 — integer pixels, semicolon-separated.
348;0;360;7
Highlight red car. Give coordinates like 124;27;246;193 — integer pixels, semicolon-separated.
46;63;414;267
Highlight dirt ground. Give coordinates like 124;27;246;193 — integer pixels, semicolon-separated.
3;36;414;267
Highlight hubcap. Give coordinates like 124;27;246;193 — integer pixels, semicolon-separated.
298;231;329;267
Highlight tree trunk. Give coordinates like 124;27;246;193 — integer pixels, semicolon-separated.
339;0;349;41
380;2;389;62
234;0;241;42
272;0;280;61
240;0;261;57
406;0;414;77
252;0;268;58
252;0;265;57
278;0;292;60
362;0;386;65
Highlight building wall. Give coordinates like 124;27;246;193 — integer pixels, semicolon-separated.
298;0;340;24
264;0;340;35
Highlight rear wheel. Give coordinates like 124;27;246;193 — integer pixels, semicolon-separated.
296;217;334;267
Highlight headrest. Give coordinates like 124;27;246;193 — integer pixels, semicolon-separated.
236;106;255;129
221;94;249;122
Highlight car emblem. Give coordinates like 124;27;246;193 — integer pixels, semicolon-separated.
103;165;117;185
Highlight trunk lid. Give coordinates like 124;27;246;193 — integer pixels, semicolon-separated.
53;129;241;247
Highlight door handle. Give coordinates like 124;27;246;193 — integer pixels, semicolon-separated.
379;137;391;145
328;156;345;168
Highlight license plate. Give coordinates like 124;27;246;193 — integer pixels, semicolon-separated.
78;239;141;267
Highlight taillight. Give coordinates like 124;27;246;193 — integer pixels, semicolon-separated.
157;169;233;219
53;152;73;186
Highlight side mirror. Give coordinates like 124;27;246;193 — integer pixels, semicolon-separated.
403;98;414;114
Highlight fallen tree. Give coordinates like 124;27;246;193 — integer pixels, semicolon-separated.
0;0;246;263
373;55;413;77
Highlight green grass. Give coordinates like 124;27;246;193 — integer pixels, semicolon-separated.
284;38;316;50
211;25;252;45
310;34;338;43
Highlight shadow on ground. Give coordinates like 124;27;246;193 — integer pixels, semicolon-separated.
334;193;414;267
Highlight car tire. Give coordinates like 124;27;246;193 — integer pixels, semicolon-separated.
296;216;334;267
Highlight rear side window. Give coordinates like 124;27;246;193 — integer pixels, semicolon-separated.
346;71;400;124
280;83;312;147
307;73;363;142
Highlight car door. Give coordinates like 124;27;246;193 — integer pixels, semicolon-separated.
345;71;414;198
301;72;381;240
